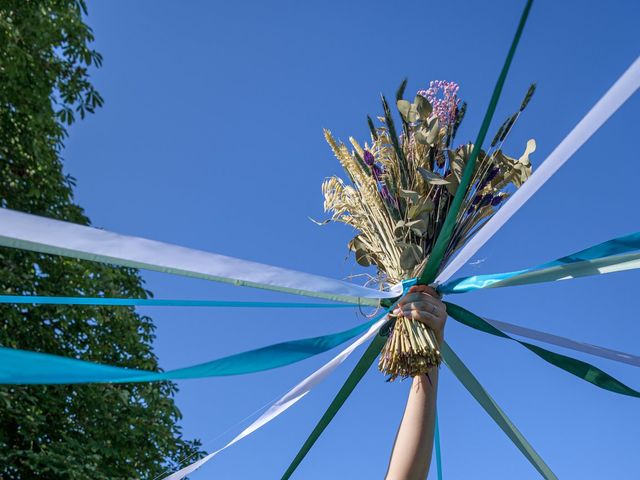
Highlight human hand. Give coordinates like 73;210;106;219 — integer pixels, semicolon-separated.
392;285;447;344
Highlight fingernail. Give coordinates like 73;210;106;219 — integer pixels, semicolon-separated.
392;307;401;315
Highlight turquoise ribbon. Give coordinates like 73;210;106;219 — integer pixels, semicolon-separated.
435;410;443;480
439;231;640;294
0;295;357;308
0;309;388;385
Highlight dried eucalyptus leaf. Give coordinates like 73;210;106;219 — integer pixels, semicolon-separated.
396;100;412;121
355;248;372;267
426;117;440;145
399;189;420;203
399;244;423;270
414;95;433;119
406;219;427;236
417;167;450;185
414;128;430;145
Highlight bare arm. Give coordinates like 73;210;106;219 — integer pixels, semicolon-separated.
385;285;447;480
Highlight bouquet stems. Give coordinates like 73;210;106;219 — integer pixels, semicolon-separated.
378;315;441;380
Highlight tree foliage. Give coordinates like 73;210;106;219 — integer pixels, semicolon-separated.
0;1;202;477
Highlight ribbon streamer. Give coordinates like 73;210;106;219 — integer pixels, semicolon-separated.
418;0;533;284
438;55;640;282
0;295;356;308
439;231;640;294
0;208;399;306
435;411;443;480
445;302;640;397
0;310;389;385
441;342;557;479
486;317;640;368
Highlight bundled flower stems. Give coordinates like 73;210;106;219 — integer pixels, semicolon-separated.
321;79;536;380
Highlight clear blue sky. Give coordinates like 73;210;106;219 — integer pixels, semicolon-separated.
64;1;639;478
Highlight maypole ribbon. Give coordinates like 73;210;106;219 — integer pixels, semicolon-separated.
445;302;640;397
441;343;558;480
440;231;640;294
438;55;640;282
0;310;389;385
0;208;399;306
486;317;640;368
282;1;539;477
0;296;357;308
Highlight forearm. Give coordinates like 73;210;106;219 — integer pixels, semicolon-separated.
385;368;439;480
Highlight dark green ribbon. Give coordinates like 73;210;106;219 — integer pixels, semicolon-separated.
445;301;640;397
281;1;534;477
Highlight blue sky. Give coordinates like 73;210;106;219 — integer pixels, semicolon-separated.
63;0;640;478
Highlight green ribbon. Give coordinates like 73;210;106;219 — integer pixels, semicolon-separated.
445;301;640;398
281;332;389;480
282;0;534;477
418;0;533;284
441;342;557;479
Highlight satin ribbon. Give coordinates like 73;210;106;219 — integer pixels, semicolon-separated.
435;410;443;480
0;309;389;385
0;208;399;306
445;302;640;398
0;295;357;308
486;317;640;368
439;231;640;294
441;342;558;480
438;55;640;282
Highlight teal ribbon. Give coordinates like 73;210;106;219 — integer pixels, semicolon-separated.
439;231;640;294
435;410;443;480
0;309;388;385
0;295;357;308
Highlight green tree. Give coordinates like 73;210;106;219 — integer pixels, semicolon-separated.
0;1;202;477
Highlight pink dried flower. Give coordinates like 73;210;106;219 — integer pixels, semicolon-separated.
417;80;461;126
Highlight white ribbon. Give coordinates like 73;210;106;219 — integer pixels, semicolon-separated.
439;56;640;282
486;318;640;367
161;57;640;478
0;208;399;305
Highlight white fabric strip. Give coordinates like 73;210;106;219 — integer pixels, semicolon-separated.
485;318;640;367
0;208;399;305
438;56;640;282
162;315;389;480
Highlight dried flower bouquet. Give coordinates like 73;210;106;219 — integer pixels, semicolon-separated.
321;79;537;380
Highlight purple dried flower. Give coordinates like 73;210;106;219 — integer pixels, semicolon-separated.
363;150;375;166
472;195;482;205
486;166;500;182
479;193;493;207
491;195;503;207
